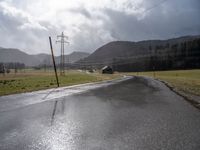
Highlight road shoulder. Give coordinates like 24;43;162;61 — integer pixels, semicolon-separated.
157;79;200;110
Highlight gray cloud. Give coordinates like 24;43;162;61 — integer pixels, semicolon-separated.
69;7;92;19
102;0;200;41
0;0;199;55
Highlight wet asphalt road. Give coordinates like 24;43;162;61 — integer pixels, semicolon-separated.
0;76;200;150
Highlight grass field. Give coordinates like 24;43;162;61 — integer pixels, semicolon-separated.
129;69;200;96
1;69;199;97
0;69;120;96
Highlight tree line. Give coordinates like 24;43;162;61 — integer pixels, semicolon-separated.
112;39;200;72
0;62;25;74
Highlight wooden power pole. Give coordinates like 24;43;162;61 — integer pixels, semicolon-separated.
56;32;69;76
49;36;59;125
49;36;59;87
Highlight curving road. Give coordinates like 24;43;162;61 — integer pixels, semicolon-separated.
0;76;200;150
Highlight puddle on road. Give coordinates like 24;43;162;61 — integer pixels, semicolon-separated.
0;77;132;113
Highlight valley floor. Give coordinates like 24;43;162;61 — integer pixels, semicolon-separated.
0;69;120;96
1;69;200;105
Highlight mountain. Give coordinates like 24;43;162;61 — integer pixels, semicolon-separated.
82;35;200;63
79;35;200;71
55;51;90;64
32;53;50;63
0;48;90;66
67;51;90;63
0;48;42;66
41;51;90;65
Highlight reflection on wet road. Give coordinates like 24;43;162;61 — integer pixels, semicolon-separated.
0;76;200;150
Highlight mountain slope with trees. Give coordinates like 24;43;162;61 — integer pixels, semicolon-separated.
79;35;200;71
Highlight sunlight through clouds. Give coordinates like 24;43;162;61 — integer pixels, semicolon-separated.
0;0;199;54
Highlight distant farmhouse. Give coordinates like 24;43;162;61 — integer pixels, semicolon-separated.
101;66;113;74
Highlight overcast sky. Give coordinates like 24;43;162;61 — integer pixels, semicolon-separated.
0;0;199;55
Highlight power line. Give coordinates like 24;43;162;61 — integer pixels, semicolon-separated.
141;0;170;14
56;32;69;75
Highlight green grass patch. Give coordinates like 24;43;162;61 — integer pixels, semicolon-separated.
0;70;120;96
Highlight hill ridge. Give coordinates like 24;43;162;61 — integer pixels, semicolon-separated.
0;47;90;66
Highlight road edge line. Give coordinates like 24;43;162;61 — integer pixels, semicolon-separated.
156;79;200;110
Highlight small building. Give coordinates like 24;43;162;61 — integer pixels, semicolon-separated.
0;64;5;74
101;66;113;74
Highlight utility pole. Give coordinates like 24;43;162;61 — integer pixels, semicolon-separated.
56;32;69;76
49;36;59;126
49;36;59;87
